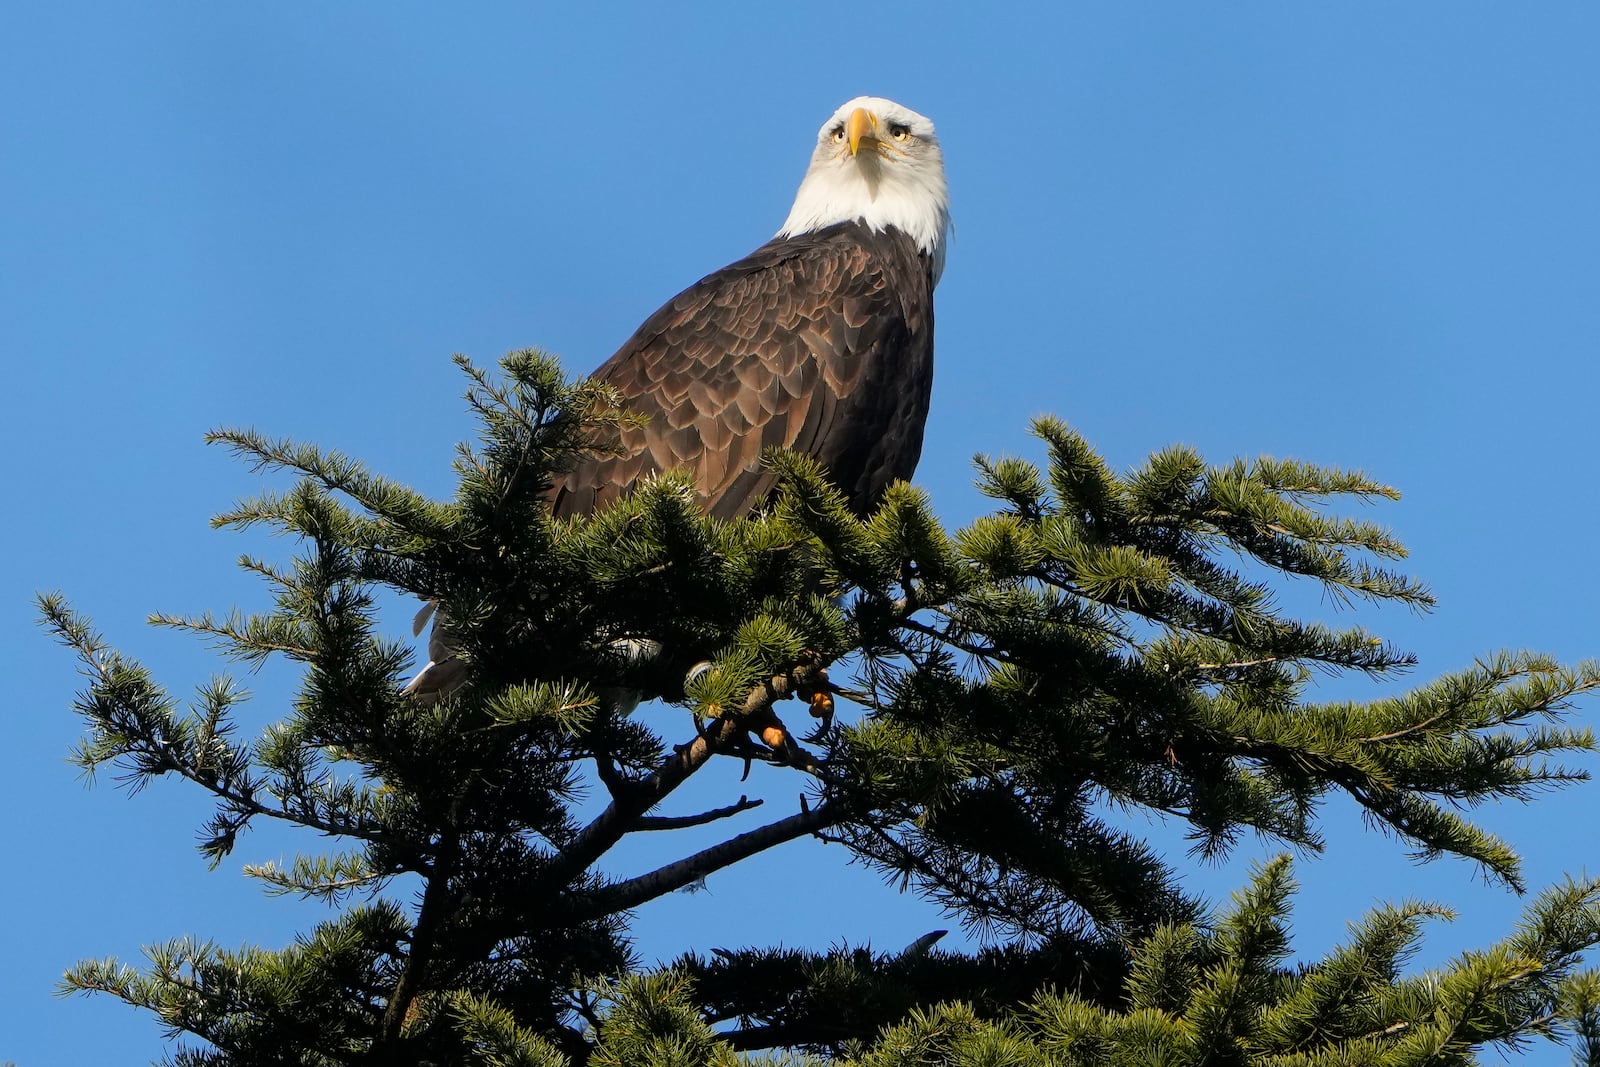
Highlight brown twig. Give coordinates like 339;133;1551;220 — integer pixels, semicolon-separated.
634;795;764;830
580;802;842;916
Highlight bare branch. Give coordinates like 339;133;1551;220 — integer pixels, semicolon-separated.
581;801;842;916
634;795;764;831
541;673;798;891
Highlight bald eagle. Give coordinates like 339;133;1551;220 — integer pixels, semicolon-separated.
551;95;950;520
407;96;950;699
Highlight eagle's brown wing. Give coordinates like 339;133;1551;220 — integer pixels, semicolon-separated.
550;222;935;521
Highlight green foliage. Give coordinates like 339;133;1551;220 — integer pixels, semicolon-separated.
832;860;1600;1066
60;903;411;1065
587;973;742;1067
37;351;1600;1064
440;991;571;1067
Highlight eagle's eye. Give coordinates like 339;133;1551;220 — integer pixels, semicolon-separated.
830;124;846;143
889;123;912;141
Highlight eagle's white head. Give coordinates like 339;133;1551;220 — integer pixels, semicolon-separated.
777;96;952;285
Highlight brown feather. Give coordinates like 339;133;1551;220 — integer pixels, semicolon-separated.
548;221;936;521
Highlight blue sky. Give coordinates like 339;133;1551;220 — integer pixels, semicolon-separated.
5;4;1599;1062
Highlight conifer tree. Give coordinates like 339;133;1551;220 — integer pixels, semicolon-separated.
39;350;1600;1065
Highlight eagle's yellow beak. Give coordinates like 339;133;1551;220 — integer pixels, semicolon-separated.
846;107;877;157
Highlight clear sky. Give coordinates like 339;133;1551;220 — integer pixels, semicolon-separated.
5;4;1599;1063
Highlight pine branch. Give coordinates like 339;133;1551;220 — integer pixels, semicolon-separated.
149;609;317;663
38;595;387;852
243;854;386;903
441;990;571;1067
205;428;455;548
843;819;1066;943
